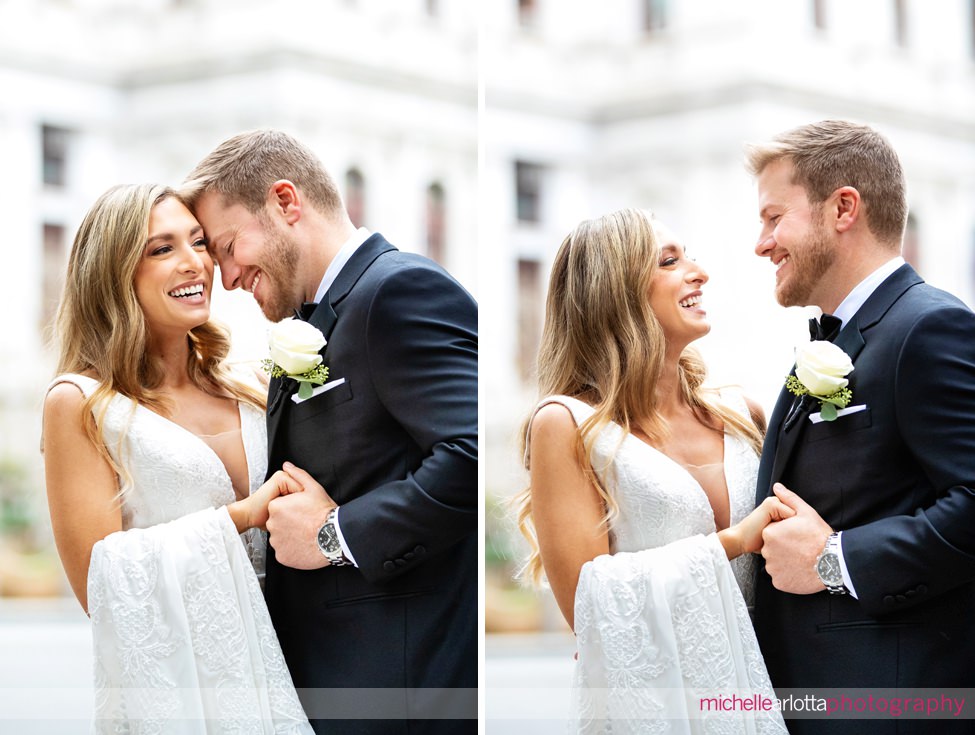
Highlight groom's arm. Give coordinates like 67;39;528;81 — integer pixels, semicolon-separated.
336;262;478;584
839;305;975;616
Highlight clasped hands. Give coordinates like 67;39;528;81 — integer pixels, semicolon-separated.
241;461;337;570
734;483;833;594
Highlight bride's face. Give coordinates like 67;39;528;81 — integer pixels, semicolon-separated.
648;221;710;347
134;196;214;338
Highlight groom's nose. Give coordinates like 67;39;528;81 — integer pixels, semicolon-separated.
755;234;775;258
218;260;243;291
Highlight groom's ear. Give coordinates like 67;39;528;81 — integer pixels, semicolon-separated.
267;180;302;225
828;186;861;234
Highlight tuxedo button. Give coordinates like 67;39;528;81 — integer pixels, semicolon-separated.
404;551;415;561
414;545;426;556
395;558;408;567
917;584;928;595
383;561;396;573
883;596;895;606
895;594;907;603
905;589;916;599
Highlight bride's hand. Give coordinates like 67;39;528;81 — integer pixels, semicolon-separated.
229;470;303;532
717;496;796;559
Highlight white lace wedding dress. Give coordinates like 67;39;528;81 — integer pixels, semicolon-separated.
532;395;786;734
51;374;312;734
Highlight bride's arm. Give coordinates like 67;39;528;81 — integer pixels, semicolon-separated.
529;403;609;632
43;383;122;615
43;383;299;613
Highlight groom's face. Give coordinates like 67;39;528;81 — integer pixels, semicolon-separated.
755;158;837;308
194;192;302;322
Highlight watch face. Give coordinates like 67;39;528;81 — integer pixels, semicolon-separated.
817;553;843;585
318;524;341;554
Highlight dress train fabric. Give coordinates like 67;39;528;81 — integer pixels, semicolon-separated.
529;394;786;734
88;507;311;733
50;373;312;734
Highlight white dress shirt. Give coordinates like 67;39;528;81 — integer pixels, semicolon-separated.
311;226;372;566
815;255;905;597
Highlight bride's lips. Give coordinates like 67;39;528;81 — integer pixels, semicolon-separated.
678;290;706;316
167;280;207;305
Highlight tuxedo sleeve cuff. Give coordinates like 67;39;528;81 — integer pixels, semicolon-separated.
333;507;359;567
836;531;858;599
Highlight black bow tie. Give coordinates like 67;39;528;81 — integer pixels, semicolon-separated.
294;302;319;321
809;314;842;342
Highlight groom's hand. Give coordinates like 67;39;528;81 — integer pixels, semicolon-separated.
761;483;832;594
266;463;337;570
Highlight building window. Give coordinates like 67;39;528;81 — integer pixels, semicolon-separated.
517;258;543;383
812;0;827;30
515;161;543;224
41;224;66;327
345;168;366;228
642;0;668;33
42;125;70;188
518;0;536;29
425;182;446;265
894;0;908;46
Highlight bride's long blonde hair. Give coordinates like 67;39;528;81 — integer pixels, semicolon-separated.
514;208;763;585
49;183;266;480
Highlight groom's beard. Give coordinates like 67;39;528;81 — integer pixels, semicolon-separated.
776;220;836;308
256;229;301;322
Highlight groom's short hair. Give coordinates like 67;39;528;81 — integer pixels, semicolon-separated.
745;120;908;248
182;130;344;216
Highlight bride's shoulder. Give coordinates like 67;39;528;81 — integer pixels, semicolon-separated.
46;372;100;403
711;386;766;433
224;360;269;390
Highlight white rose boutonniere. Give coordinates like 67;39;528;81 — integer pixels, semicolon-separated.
785;341;854;421
263;320;329;400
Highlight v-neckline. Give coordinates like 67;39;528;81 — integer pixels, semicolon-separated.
135;400;252;498
623;429;732;529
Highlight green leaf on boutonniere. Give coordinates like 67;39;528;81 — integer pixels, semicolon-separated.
298;382;314;400
819;402;838;422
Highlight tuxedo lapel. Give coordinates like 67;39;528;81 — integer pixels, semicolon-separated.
265;234;397;456
756;382;795;502
757;264;922;501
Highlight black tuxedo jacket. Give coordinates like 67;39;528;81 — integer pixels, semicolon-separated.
755;264;975;734
263;234;477;734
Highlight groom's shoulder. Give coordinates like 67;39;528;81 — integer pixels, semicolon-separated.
361;240;474;303
897;279;972;318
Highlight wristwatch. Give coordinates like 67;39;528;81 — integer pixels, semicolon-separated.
317;507;351;567
816;532;849;595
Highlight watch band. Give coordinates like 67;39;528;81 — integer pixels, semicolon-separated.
317;507;351;567
816;532;848;595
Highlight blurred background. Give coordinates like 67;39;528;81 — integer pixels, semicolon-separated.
0;0;475;730
483;0;975;730
3;0;975;731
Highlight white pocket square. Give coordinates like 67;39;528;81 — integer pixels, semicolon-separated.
291;377;346;404
808;404;867;424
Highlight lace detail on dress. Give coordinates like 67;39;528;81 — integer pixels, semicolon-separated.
533;394;785;734
51;374;310;733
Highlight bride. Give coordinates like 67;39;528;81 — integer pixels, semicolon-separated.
516;209;790;733
42;183;313;732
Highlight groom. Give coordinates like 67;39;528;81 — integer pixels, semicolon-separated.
749;121;975;734
183;130;477;734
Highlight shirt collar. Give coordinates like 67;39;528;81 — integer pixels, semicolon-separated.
831;256;906;327
313;227;371;304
